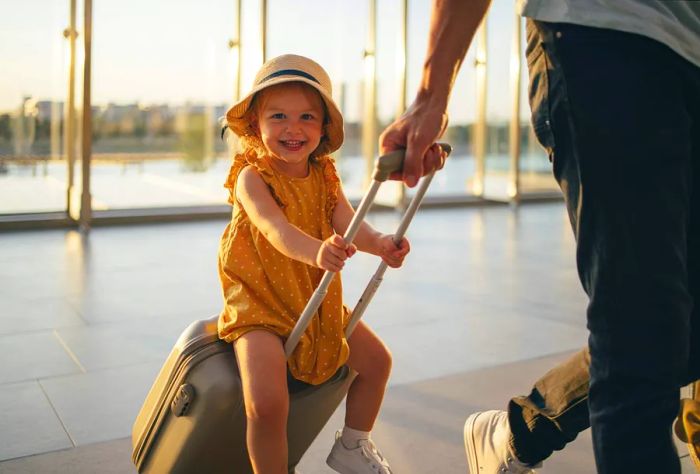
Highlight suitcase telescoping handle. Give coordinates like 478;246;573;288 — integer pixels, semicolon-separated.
283;143;452;357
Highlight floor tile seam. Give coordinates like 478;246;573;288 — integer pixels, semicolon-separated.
372;309;587;333
435;305;588;331
0;321;88;338
386;347;581;389
64;309;222;327
52;329;88;373
0;359;160;388
38;359;164;383
72;302;90;325
0;328;56;340
37;379;77;448
65;299;90;326
514;311;588;332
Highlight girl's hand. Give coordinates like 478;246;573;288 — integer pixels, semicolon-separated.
378;234;410;268
316;234;356;272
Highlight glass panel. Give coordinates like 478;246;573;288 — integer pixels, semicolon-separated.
0;1;69;214
407;0;478;199
517;17;559;196
88;0;236;211
373;0;402;204
483;0;514;200
267;0;368;200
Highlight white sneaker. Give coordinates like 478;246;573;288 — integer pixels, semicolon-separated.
326;430;393;474
464;410;540;474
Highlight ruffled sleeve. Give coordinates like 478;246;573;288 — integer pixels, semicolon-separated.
223;149;285;208
317;155;340;223
223;151;249;205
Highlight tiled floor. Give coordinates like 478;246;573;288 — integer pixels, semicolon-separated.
0;203;694;473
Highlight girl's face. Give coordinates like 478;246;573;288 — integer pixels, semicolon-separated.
254;83;325;177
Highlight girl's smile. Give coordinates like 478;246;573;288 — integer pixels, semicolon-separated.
279;139;304;152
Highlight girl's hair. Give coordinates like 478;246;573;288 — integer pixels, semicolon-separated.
236;82;331;160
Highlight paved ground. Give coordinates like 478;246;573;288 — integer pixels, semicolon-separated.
0;203;693;472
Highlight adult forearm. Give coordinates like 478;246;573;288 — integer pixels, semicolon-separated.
418;0;492;108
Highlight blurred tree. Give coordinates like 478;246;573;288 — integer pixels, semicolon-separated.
179;113;209;172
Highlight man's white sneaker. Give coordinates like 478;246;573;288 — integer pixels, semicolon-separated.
464;410;540;474
326;431;393;474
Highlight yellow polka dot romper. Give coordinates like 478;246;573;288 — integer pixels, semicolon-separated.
218;149;350;385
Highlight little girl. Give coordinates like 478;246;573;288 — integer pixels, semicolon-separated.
218;54;409;474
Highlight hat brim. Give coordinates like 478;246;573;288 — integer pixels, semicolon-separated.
226;76;344;156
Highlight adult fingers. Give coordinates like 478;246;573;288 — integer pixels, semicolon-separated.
438;143;449;169
428;142;447;171
402;134;429;188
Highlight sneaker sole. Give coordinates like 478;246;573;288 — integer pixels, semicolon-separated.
464;412;481;474
326;455;357;474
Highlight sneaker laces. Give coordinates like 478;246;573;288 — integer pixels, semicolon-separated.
357;438;393;474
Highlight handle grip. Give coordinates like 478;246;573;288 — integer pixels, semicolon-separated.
373;142;452;182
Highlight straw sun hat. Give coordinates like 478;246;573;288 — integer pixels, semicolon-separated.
225;54;344;156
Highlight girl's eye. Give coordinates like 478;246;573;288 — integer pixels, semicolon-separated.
301;113;315;121
271;113;285;119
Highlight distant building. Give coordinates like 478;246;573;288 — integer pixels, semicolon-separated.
36;100;63;122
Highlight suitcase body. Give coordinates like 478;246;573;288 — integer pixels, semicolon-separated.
131;315;355;474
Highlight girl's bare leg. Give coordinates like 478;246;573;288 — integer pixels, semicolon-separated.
344;321;392;430
234;330;289;474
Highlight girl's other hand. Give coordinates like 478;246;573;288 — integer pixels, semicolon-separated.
316;234;356;272
378;234;410;268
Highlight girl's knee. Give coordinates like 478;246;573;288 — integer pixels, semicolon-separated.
364;344;392;382
245;391;288;425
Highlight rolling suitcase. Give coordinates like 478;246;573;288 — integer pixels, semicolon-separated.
131;144;451;473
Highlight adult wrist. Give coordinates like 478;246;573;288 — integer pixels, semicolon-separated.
415;87;448;109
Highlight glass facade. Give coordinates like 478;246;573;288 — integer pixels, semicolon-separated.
88;0;234;211
0;0;560;228
0;2;70;214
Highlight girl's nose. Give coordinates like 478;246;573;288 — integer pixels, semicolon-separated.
285;120;302;134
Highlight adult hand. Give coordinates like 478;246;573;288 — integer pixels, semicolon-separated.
379;98;449;187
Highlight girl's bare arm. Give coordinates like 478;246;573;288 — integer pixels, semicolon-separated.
236;166;322;267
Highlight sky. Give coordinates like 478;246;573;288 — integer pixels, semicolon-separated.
0;0;525;123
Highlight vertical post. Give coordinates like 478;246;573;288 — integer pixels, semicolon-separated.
396;0;408;207
395;0;407;121
80;0;93;230
64;0;77;217
508;12;522;202
229;0;242;103
473;19;487;198
260;0;267;63
361;0;377;188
